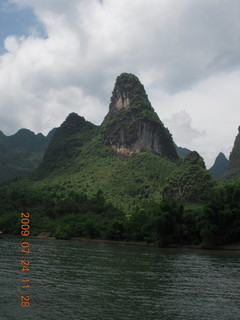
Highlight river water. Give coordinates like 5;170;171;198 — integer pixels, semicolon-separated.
1;236;240;320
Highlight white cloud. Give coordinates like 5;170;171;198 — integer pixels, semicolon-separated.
153;70;240;167
164;110;205;145
0;0;240;167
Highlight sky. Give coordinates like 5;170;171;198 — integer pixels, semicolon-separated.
0;0;240;168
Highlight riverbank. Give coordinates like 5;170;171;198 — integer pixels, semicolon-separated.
3;232;240;251
32;230;240;251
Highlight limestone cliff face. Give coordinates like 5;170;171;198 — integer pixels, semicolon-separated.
102;73;178;160
223;126;240;180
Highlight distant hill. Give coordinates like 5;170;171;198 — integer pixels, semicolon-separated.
0;128;55;182
222;126;240;180
175;145;191;158
208;152;229;179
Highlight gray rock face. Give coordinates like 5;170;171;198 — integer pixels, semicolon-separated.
102;73;178;160
105;116;176;158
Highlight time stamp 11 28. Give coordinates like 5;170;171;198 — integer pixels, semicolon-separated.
20;212;31;308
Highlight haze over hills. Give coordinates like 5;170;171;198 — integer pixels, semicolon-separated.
0;128;55;182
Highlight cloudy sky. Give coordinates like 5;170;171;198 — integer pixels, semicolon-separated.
1;0;240;167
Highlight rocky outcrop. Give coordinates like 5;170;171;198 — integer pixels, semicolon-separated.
102;73;178;160
223;126;240;180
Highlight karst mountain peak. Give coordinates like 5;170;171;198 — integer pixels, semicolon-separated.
102;73;178;160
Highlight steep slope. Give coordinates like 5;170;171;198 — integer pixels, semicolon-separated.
0;128;54;182
102;73;178;160
223;126;240;180
163;151;214;202
209;152;229;179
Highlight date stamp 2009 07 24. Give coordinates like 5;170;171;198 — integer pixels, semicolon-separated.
20;212;31;308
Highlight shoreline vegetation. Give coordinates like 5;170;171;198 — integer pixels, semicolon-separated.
1;179;240;250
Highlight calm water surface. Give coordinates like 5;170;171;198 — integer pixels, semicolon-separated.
1;236;240;320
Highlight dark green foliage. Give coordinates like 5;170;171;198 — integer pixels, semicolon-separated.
54;224;72;240
31;113;98;179
0;212;19;234
0;184;125;240
154;199;185;246
1;179;240;247
197;180;240;246
163;151;214;202
124;198;188;246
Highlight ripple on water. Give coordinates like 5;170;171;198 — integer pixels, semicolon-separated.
1;237;240;320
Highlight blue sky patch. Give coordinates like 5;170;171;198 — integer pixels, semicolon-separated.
0;0;46;54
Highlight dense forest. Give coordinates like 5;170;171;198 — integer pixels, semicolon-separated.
0;178;240;247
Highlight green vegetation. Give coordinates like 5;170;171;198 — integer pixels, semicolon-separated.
197;180;240;247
